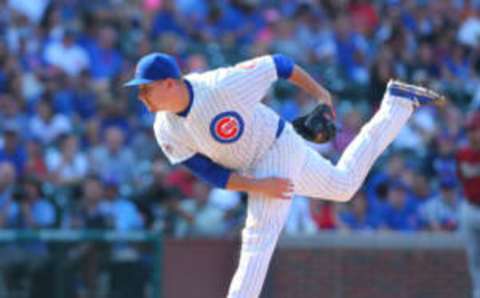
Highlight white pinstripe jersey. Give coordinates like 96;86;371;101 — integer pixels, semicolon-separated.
153;55;281;171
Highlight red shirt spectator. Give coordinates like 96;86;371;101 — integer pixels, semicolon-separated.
348;0;379;35
457;112;480;205
166;167;197;198
311;201;336;230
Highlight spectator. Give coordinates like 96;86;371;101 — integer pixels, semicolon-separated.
24;137;47;182
368;47;395;106
366;153;406;216
381;182;419;232
0;124;27;176
87;26;124;82
130;124;159;164
0;93;29;138
29;99;72;146
425;132;458;181
100;179;143;231
43;29;90;77
418;178;461;231
310;201;337;230
82;118;101;149
175;181;229;237
7;0;49;24
338;190;381;231
207;188;242;213
333;13;369;85
271;20;303;62
166;166;197;198
207;188;244;236
408;41;441;83
150;0;186;39
0;161;16;226
457;8;480;48
408;171;433;204
457;111;480;298
88;126;136;194
72;71;98;120
133;158;185;232
63;175;109;229
6;177;55;229
45;134;88;188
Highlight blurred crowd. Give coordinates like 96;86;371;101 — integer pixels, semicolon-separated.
2;0;480;296
0;0;480;250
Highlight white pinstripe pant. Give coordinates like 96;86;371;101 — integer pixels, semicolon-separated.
226;93;414;298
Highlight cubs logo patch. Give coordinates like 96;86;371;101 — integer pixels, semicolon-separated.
210;111;244;143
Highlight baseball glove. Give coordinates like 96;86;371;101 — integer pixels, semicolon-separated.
292;103;337;143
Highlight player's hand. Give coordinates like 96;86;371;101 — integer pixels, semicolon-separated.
251;177;294;200
322;92;332;106
322;93;336;119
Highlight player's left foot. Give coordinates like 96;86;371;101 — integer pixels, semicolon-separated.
387;79;447;107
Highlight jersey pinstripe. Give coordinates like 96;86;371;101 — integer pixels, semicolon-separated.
153;55;280;170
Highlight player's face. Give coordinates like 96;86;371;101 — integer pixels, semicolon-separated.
138;80;175;112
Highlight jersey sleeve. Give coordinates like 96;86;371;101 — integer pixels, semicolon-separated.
182;153;232;188
218;55;278;106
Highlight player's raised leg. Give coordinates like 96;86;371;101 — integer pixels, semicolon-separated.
295;80;443;201
227;127;306;298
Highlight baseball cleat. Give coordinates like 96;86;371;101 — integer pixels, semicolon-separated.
387;79;447;107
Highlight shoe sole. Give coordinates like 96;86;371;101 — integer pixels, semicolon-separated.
388;79;447;107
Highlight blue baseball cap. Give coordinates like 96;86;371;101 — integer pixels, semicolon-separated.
124;52;181;87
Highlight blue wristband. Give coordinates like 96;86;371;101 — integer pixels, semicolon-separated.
273;54;294;79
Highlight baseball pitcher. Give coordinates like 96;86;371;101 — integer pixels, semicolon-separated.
124;52;445;298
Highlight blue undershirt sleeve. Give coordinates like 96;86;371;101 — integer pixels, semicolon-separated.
272;54;294;79
182;153;232;188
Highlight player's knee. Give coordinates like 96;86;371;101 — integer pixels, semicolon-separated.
331;175;360;202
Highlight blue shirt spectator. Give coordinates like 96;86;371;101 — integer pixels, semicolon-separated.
100;179;144;231
338;191;381;231
381;183;419;231
73;71;98;119
0;126;27;176
87;27;124;81
7;179;55;229
151;1;186;38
